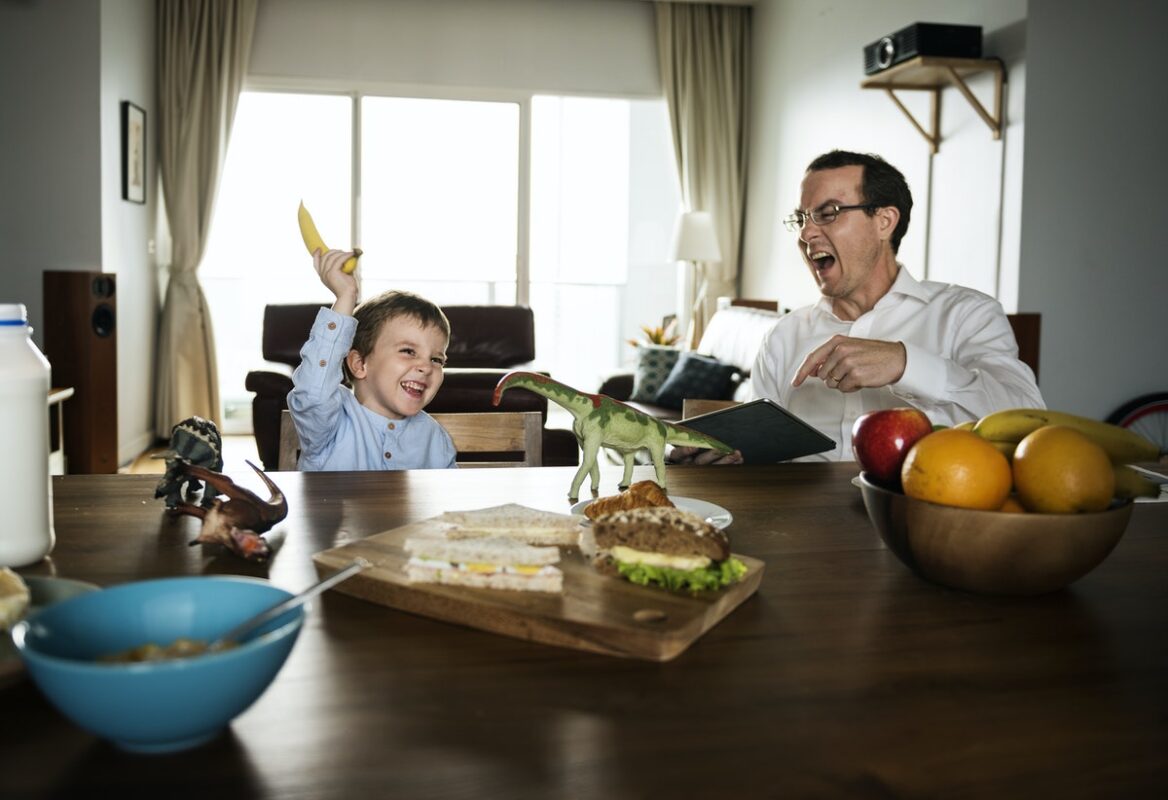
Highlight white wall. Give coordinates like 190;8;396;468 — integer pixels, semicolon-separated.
744;0;1168;420
743;0;1027;314
101;0;158;465
1018;0;1168;419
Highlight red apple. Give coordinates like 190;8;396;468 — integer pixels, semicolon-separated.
851;407;934;489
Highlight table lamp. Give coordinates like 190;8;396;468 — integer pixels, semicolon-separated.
671;210;723;347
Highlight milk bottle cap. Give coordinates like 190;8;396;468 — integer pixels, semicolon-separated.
0;304;28;325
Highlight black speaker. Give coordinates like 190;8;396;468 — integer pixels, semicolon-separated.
43;271;119;474
864;23;982;75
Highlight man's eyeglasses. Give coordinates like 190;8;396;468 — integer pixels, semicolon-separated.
783;204;877;232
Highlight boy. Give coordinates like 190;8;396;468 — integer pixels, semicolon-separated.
287;247;457;471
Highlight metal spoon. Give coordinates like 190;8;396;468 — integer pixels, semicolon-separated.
210;558;370;650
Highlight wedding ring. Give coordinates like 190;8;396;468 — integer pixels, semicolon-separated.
831;374;841;383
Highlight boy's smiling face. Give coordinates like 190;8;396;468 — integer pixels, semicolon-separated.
347;315;447;420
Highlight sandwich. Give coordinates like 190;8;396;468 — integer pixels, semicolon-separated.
582;480;675;520
583;506;747;592
0;567;31;631
403;535;564;593
435;503;579;547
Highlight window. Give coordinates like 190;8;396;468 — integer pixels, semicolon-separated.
202;91;679;432
359;96;520;303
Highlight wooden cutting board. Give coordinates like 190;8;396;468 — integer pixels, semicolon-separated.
312;517;764;662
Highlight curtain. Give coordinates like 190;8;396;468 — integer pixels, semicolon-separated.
656;2;751;347
153;0;257;437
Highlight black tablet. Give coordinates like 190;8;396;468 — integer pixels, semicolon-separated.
680;398;836;463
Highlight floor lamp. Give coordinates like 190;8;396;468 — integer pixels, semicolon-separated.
671;211;722;348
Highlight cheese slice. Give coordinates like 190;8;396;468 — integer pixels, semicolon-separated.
609;545;711;572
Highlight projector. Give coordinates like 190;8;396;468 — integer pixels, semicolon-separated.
863;22;982;75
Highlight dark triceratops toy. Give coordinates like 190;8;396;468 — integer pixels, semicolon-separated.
154;416;224;508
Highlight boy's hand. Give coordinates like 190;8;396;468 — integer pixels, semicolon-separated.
313;247;361;317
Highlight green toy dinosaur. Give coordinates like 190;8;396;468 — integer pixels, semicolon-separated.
492;371;734;501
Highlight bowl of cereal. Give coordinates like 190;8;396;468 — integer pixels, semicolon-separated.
11;575;303;753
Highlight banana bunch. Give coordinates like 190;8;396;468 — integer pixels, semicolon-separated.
298;201;360;274
972;408;1162;499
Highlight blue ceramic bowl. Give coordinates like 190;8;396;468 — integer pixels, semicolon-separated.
11;576;303;753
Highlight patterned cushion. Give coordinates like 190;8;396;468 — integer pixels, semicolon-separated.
629;345;681;403
652;352;741;411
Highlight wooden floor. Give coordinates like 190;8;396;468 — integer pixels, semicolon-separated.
120;435;262;475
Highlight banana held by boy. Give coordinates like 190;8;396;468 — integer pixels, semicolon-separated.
972;408;1160;463
298;201;360;274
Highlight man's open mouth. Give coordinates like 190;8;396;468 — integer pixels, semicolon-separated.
810;250;836;271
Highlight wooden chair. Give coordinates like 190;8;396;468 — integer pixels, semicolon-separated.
278;410;543;470
681;398;739;420
1006;313;1041;381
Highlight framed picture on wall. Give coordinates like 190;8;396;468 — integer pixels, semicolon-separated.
121;101;146;204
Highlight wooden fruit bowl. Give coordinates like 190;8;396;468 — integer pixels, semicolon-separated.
856;473;1133;595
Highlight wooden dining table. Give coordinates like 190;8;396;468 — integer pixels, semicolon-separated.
2;463;1166;798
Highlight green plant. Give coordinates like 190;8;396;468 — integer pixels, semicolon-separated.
628;319;680;348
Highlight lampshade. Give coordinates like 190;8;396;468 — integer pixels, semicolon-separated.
670;211;722;263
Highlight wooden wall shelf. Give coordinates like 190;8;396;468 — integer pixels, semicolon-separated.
861;56;1005;153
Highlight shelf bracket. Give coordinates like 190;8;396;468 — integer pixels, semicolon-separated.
861;57;1006;153
944;66;1002;139
883;87;940;154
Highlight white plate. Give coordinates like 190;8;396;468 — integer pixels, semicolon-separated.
569;496;733;529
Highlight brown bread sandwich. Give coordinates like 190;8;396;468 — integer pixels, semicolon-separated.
582;506;746;592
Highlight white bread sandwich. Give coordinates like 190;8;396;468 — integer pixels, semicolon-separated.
435;503;580;547
583;506;747;593
404;535;564;593
0;567;31;631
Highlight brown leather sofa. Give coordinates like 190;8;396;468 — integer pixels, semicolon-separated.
245;303;579;470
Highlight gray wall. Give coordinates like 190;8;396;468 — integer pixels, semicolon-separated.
0;0;157;467
0;0;104;338
1018;0;1168;418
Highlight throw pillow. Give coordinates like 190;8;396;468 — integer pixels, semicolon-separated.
629;345;681;403
652;352;741;411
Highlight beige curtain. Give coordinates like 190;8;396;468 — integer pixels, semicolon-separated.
153;0;257;437
656;2;751;347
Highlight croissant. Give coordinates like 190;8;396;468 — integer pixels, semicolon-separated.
583;480;675;520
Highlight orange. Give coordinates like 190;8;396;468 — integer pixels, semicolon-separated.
1012;425;1115;513
998;495;1027;513
900;429;1013;510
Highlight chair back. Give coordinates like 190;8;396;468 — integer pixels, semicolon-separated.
278;409;542;470
1006;313;1041;382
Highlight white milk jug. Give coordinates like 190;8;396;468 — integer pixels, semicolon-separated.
0;303;55;566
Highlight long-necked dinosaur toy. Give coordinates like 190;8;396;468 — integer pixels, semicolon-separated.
492;371;733;501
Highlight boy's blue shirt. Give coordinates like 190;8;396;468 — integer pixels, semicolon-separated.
287;307;457;471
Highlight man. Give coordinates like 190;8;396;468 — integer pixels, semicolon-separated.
678;149;1043;463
